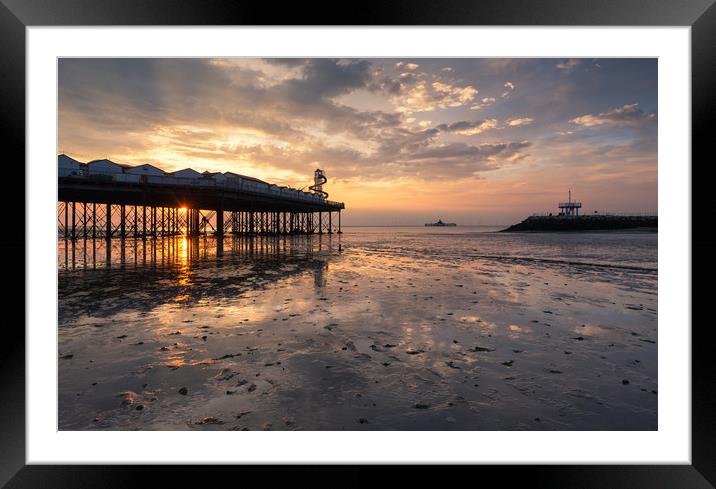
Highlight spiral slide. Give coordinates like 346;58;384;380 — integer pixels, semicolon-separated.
309;169;328;199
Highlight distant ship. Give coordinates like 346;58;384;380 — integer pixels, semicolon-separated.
425;219;457;227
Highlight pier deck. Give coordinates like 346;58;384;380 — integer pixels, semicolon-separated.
58;175;345;239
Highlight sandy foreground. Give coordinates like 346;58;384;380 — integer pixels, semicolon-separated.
58;232;657;430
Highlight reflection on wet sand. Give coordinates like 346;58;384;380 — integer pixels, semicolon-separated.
59;234;341;271
58;230;657;431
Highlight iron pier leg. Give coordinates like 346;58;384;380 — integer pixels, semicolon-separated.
64;202;68;239
105;204;111;240
82;202;88;239
92;203;96;239
120;204;126;238
71;202;76;240
319;212;323;234
216;208;224;236
338;210;342;234
329;212;333;234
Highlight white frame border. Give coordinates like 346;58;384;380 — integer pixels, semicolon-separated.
27;26;690;464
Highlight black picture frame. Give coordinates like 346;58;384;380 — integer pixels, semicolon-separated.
2;0;714;486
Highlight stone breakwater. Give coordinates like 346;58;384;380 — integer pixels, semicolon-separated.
501;215;657;232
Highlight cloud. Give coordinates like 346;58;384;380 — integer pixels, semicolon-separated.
507;117;534;127
555;59;581;72
408;141;532;174
436;117;532;134
470;97;496;111
436;119;499;136
570;103;656;127
395;61;419;70
501;81;515;98
380;77;478;113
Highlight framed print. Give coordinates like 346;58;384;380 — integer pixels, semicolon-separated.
3;0;715;486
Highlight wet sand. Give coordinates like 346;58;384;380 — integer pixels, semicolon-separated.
58;230;657;430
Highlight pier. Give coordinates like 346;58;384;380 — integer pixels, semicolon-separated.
57;155;345;239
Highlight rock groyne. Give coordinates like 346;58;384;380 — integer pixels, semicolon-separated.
501;215;657;232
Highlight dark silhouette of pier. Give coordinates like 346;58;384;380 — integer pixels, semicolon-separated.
57;158;345;240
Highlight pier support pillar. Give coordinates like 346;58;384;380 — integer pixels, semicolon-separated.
105;204;111;240
216;208;224;236
64;202;68;239
120;205;126;238
329;212;333;234
82;203;88;239
338;210;342;234
71;202;76;240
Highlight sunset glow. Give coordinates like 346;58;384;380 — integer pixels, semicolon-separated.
58;58;657;224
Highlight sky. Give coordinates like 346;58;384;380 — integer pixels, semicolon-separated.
58;58;657;225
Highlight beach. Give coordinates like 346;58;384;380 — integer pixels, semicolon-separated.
58;227;657;430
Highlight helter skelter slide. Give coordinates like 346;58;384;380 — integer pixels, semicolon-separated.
310;168;328;199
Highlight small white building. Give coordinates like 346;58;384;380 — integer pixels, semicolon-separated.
203;171;227;184
125;163;165;177
58;154;82;177
86;159;125;176
224;171;271;192
171;168;203;180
